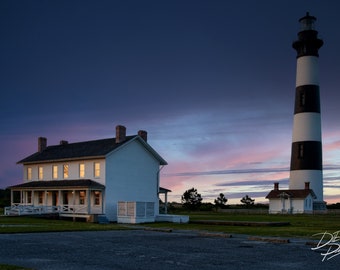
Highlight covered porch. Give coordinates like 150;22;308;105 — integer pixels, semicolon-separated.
5;180;105;221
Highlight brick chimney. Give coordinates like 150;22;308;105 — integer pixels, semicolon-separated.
138;130;147;142
38;137;47;152
305;182;310;190
116;125;126;143
274;182;279;191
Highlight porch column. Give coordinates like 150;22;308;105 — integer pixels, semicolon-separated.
58;190;61;212
44;191;48;204
72;190;76;221
87;189;91;214
72;190;76;213
164;192;168;215
102;189;105;214
10;189;13;205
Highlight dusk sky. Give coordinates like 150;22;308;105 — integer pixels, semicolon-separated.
1;0;340;204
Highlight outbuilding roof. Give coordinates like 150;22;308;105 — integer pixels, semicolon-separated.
265;189;317;199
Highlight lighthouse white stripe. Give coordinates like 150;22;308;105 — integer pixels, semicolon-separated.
292;113;322;142
296;56;319;87
289;170;323;200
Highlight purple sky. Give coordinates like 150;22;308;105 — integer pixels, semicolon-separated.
1;0;340;204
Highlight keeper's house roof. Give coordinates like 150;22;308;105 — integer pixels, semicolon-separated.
17;135;167;165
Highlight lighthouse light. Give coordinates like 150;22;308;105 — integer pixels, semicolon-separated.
299;12;316;31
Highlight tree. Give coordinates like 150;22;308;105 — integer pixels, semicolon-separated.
240;195;255;207
0;189;10;208
214;193;228;209
181;187;202;210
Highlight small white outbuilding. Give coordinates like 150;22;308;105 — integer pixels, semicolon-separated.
266;182;316;214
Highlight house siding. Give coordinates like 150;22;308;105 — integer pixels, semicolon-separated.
105;140;160;221
268;194;314;214
22;159;106;184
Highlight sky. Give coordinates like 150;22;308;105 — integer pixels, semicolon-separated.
1;0;340;204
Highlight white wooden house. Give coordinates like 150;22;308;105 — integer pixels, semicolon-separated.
5;125;168;223
266;182;316;214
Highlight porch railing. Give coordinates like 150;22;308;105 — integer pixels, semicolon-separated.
4;204;60;216
4;203;101;216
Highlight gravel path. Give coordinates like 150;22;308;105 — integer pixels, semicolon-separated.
0;229;338;270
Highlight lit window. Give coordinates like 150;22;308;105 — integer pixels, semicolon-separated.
63;164;69;179
79;191;85;205
79;164;85;178
27;167;32;180
38;166;43;180
53;165;58;179
94;162;100;178
94;191;100;205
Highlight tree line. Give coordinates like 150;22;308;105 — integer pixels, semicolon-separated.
181;187;255;211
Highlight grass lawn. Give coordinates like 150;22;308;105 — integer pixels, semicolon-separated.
147;211;340;239
1;211;339;239
0;264;32;270
0;216;129;234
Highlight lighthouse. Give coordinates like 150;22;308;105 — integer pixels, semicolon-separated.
289;12;325;210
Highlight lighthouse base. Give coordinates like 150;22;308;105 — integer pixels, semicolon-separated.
313;201;327;213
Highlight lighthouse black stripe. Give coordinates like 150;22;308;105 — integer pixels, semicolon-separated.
292;31;323;58
294;85;320;114
290;141;322;170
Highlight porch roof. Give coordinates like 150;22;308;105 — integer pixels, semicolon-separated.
8;179;105;190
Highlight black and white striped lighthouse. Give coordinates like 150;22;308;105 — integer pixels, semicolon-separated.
289;12;325;209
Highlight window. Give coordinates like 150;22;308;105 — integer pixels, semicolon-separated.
38;191;43;204
63;164;69;179
79;191;85;205
298;144;304;159
52;165;58;179
94;162;100;178
94;191;100;205
300;92;306;107
27;167;32;180
79;163;85;178
63;192;68;205
38;166;43;180
27;191;32;204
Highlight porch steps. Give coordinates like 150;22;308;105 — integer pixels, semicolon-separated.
97;215;110;224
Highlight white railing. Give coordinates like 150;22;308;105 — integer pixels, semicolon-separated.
4;204;60;216
4;203;99;216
